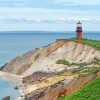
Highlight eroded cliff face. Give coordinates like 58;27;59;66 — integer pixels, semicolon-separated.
25;71;100;100
2;40;100;76
1;39;100;100
1;40;65;75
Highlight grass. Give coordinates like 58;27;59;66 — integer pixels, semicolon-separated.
71;62;88;68
56;59;88;67
56;59;100;67
56;38;100;67
73;67;100;74
57;77;100;100
92;58;100;65
73;67;100;79
56;59;70;66
56;58;100;78
68;38;100;50
56;38;100;100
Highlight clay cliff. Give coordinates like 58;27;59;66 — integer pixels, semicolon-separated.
1;40;100;76
1;39;100;100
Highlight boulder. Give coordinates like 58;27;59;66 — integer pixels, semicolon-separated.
2;96;10;100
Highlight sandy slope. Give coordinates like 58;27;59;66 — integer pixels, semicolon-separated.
0;71;22;82
23;41;100;76
1;40;100;100
1;40;100;76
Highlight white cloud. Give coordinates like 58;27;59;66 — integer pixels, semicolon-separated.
67;17;90;22
0;6;99;31
58;18;66;21
0;16;95;24
35;19;41;23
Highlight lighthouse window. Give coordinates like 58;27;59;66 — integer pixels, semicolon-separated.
77;24;82;27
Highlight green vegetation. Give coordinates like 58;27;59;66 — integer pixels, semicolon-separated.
56;59;100;78
56;59;100;67
58;77;100;100
56;59;88;67
73;67;100;79
56;59;70;66
92;58;100;65
71;62;88;68
73;67;100;74
56;38;100;100
68;38;100;50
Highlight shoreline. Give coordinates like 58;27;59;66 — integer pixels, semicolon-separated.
0;71;26;100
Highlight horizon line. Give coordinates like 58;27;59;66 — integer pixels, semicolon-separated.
0;31;100;32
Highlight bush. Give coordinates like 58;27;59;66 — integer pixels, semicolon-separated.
56;59;70;66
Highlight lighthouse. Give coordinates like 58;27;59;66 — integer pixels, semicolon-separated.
76;21;82;40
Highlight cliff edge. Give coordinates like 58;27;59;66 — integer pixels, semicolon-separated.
1;39;100;100
1;39;100;76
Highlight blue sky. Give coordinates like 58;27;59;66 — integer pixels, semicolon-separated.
0;0;100;31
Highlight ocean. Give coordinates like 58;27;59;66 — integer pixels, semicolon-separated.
0;31;100;99
0;77;20;100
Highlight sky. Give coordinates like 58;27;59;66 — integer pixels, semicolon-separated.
0;0;100;31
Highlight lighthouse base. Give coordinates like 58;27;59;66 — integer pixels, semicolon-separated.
76;32;82;41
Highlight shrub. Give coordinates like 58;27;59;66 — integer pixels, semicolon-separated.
56;59;70;66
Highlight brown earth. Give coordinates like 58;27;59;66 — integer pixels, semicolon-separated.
25;70;100;100
1;40;100;76
0;40;100;100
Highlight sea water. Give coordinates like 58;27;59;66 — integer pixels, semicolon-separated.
0;77;20;100
0;31;100;99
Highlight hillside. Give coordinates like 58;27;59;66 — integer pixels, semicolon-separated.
0;39;100;100
58;77;100;100
1;39;100;76
69;38;100;50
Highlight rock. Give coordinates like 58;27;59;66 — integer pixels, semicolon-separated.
14;86;18;90
2;96;10;100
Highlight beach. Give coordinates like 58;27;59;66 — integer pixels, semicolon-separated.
0;71;24;100
0;32;100;99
